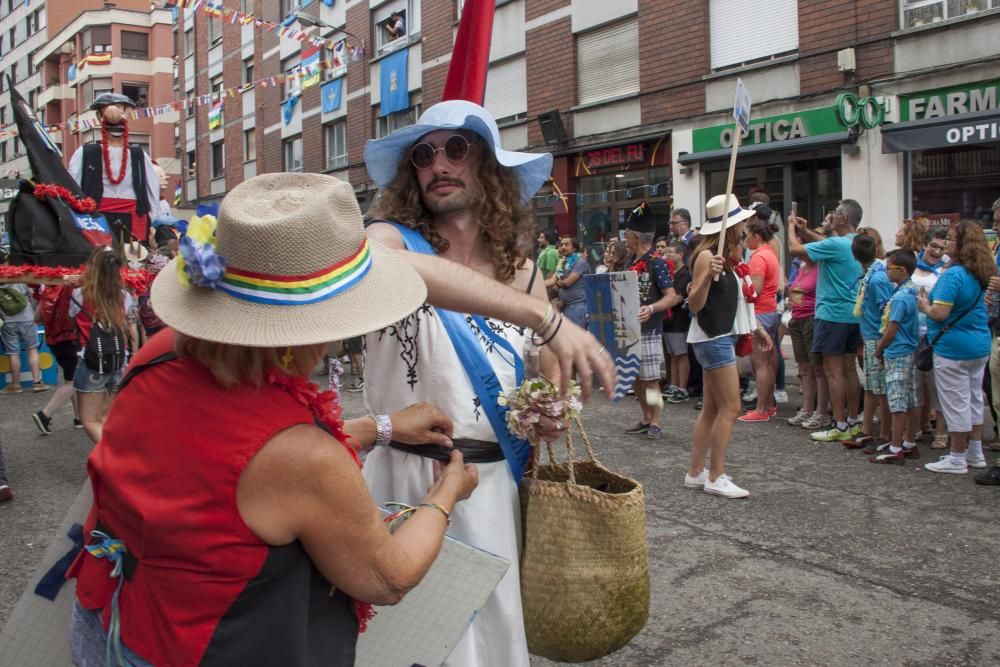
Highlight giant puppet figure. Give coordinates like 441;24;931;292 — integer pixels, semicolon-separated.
68;93;159;245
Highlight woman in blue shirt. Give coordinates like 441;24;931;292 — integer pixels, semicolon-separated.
918;221;993;475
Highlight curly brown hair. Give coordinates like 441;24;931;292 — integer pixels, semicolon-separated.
369;136;533;284
896;217;928;253
949;220;994;288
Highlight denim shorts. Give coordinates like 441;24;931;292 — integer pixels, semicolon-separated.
755;311;782;348
73;365;122;393
1;321;39;353
692;334;738;371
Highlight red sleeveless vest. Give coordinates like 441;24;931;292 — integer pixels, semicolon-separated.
69;330;358;666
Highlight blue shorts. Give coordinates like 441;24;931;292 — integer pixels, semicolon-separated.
755;312;781;351
1;321;39;353
692;334;738;371
811;319;861;356
73;365;122;393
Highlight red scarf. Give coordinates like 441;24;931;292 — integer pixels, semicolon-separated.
263;370;375;632
730;259;758;304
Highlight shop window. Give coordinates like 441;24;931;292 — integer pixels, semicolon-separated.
82;26;112;56
910;145;1000;222
577;19;639;106
709;0;797;70
211;141;225;179
325;121;348;171
375;0;420;55
284;136;303;173
377;105;420;138
244;129;256;162
121;83;149;108
121;31;149;60
900;0;995;29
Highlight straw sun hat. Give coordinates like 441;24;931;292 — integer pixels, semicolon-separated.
698;194;756;236
151;172;427;347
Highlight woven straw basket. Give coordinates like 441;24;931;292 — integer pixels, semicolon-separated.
520;419;649;662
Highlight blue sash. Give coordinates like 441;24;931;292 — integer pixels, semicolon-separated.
387;223;531;482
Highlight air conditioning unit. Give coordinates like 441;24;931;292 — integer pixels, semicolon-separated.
837;48;856;73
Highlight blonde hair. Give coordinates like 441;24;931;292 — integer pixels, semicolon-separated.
175;334;327;388
858;227;886;259
898;218;928;253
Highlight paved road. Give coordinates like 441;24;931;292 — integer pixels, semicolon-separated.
2;369;999;665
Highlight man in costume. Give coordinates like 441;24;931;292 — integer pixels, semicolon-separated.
623;201;679;440
360;99;559;667
68;93;159;245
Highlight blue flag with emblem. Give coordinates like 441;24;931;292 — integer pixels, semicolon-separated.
321;78;343;113
379;48;408;116
282;94;299;125
584;271;640;401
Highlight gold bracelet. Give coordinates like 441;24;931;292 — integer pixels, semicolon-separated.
536;302;554;333
417;503;451;526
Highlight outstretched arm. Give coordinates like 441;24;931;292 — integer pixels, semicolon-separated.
368;222;615;399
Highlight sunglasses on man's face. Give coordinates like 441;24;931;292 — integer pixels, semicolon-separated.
410;135;472;170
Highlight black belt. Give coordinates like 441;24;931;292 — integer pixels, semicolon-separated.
388;439;505;464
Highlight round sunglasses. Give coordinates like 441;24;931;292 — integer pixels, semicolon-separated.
410;134;471;170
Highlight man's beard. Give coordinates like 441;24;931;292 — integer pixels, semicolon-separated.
423;177;477;214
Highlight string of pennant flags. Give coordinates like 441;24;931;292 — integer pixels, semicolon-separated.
167;0;362;54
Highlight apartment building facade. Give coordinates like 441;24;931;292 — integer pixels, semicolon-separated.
179;0;1000;247
0;0;173;232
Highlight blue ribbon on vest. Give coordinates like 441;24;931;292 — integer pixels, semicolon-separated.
387;222;530;482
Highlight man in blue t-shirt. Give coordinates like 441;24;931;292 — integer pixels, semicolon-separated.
788;199;864;443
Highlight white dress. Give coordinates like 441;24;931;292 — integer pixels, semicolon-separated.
362;306;531;667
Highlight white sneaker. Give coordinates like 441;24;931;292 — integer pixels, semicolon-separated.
704;474;749;498
774;389;789;404
741;385;758;402
800;412;831;430
684;470;707;488
966;451;988;469
924;456;968;474
786;409;810;426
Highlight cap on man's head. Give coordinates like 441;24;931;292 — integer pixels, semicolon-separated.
90;93;137;111
364;100;553;204
625;201;655;234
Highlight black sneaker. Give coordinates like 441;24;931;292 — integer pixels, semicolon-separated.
32;410;52;436
73;418;83;429
346;378;365;393
668;389;690;404
647;425;664;440
694;398;703;410
974;465;1000;486
624;422;650;434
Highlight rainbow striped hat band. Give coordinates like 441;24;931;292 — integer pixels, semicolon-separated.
220;239;372;306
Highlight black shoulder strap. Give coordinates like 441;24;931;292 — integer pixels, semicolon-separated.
930;289;985;345
117;351;179;394
526;260;539;294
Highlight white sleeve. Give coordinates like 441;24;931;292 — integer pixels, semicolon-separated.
143;152;160;214
68;147;84;186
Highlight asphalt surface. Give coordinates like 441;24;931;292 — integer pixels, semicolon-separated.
2;363;999;665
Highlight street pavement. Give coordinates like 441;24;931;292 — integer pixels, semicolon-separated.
2;366;999;665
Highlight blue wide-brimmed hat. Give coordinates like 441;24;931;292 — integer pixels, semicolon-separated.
364;100;553;204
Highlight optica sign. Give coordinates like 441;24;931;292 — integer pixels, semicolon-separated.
692;105;845;153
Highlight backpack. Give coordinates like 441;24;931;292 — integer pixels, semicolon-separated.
0;285;29;317
37;286;78;345
73;298;127;375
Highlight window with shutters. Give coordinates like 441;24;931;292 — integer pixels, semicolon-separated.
325;120;348;170
710;0;797;70
82;26;112;56
576;19;639;107
483;57;527;125
121;31;149;60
